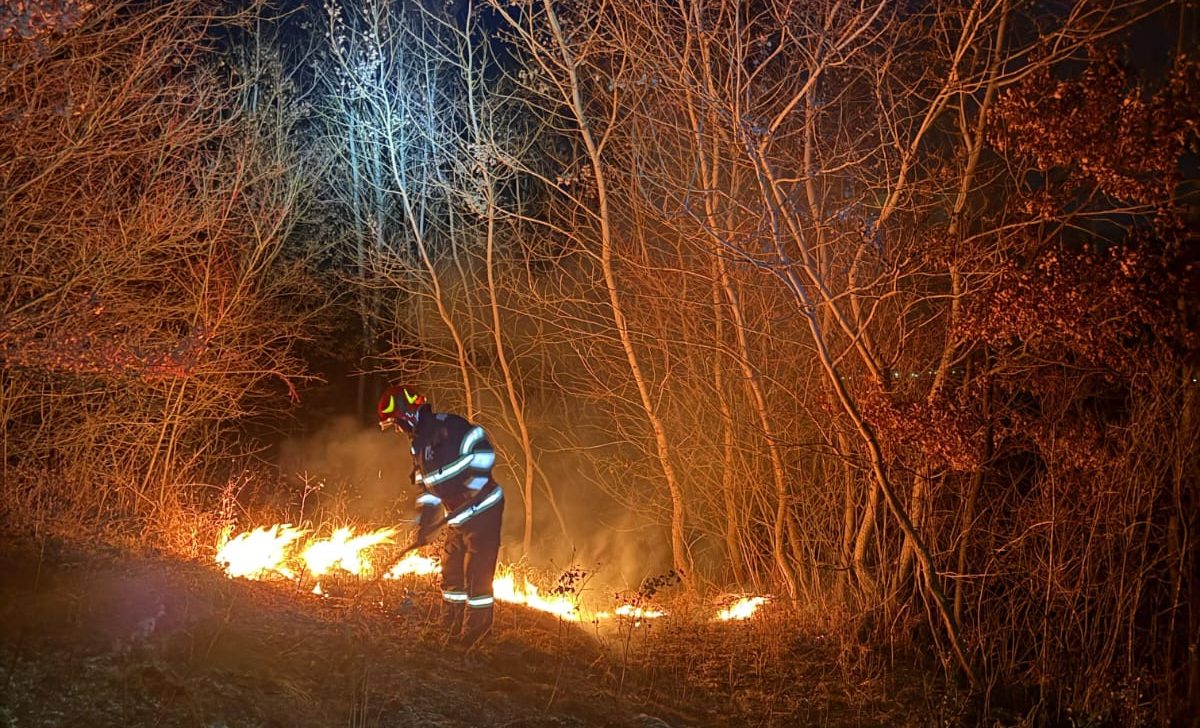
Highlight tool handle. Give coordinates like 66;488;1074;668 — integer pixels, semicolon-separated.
399;514;450;555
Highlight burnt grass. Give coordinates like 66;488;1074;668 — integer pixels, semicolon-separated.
0;535;962;727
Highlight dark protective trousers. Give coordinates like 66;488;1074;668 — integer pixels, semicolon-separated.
439;496;503;648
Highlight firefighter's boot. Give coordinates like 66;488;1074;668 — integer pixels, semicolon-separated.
460;594;495;649
441;592;466;640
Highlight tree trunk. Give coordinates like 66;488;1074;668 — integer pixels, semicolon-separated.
542;0;692;582
751;143;977;683
483;186;537;556
713;270;747;588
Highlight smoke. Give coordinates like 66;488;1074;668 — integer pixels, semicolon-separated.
274;409;675;593
514;442;675;592
484;381;678;592
275;258;685;593
275;415;411;526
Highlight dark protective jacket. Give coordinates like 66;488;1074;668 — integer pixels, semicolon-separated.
408;405;503;533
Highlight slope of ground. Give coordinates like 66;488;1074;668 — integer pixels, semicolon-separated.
0;535;961;727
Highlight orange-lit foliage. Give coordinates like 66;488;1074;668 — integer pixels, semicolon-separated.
959;237;1197;377
0;0;93;41
989;55;1199;206
0;1;325;548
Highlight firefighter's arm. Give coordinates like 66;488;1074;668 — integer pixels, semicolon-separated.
442;424;501;528
412;490;443;545
407;440;434;541
445;485;504;528
417;425;495;492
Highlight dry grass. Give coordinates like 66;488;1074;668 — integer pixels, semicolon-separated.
0;531;976;728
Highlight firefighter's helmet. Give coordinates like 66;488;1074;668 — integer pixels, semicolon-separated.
377;385;426;433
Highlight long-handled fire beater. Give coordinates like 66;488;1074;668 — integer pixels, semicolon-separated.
352;482;497;601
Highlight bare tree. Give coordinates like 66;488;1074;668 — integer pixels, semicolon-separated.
482;0;1196;716
317;0;478;415
1;0;328;549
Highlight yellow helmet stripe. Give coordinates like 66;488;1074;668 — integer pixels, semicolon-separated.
404;389;419;405
382;396;396;414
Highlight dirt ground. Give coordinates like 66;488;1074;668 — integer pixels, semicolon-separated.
0;535;958;727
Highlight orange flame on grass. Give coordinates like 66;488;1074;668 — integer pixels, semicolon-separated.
717;596;767;621
301;526;397;576
614;604;665;619
217;524;770;625
216;524;309;580
384;552;442;578
216;524;398;581
492;567;581;621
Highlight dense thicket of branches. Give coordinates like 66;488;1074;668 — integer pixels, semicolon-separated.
310;0;1197;720
2;0;1196;723
0;0;329;548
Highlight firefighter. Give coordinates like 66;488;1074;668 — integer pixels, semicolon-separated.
377;384;504;650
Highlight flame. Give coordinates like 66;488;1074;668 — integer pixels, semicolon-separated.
217;524;781;625
615;604;665;619
384;552;442;578
492;569;581;621
717;596;767;621
215;524;308;579
301;526;397;576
